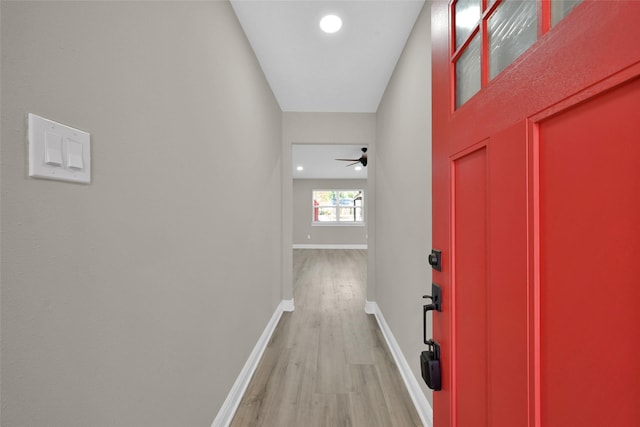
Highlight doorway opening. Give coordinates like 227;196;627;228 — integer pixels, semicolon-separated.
290;143;369;303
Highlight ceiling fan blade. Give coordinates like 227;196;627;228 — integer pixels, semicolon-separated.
335;158;360;161
345;161;361;167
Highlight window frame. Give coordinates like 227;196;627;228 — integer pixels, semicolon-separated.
312;189;365;226
451;0;582;110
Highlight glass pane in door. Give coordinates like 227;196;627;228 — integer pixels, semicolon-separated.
551;0;582;26
455;34;481;108
455;0;481;49
488;0;537;80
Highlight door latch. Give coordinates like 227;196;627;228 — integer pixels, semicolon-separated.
420;339;442;391
428;249;442;271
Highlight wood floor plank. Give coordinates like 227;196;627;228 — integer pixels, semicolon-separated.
349;364;394;426
230;249;422;426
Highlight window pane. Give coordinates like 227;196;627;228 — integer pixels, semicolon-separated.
551;0;582;27
455;0;482;49
317;207;336;222
455;34;481;108
354;207;363;222
339;207;354;222
488;0;538;80
339;207;363;222
338;192;352;205
313;190;336;206
337;191;361;205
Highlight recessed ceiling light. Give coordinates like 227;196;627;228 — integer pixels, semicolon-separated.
296;166;304;171
320;15;342;34
355;166;362;171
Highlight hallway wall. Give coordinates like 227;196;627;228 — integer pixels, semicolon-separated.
375;2;433;405
1;2;282;426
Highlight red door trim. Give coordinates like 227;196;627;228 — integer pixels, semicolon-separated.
528;119;541;427
449;139;490;426
530;59;640;123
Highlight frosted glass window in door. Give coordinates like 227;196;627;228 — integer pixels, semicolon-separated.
455;0;481;49
551;0;582;26
488;0;538;80
456;34;481;108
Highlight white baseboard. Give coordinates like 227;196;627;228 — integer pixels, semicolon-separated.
282;298;295;312
293;244;368;249
366;302;433;427
364;300;376;314
211;300;288;427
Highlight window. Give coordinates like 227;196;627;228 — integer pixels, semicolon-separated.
312;190;364;225
453;0;582;109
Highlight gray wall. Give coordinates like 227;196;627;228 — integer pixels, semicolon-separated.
281;113;376;301
293;179;367;246
375;3;433;405
1;2;282;426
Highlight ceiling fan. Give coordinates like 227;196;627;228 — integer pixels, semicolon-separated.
335;147;368;167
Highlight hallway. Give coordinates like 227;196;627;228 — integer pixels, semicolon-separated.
231;249;422;426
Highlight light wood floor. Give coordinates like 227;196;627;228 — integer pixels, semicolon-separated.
230;249;422;427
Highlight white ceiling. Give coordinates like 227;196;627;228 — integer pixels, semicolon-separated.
292;144;368;179
230;0;426;113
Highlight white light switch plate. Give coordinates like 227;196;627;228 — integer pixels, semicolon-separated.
28;113;91;184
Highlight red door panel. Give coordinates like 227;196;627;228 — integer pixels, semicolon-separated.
487;123;529;427
452;146;488;427
539;77;640;427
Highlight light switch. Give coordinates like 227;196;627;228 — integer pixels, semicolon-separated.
44;132;63;166
28;113;91;184
66;139;84;169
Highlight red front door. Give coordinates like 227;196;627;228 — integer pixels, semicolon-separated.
431;1;640;426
